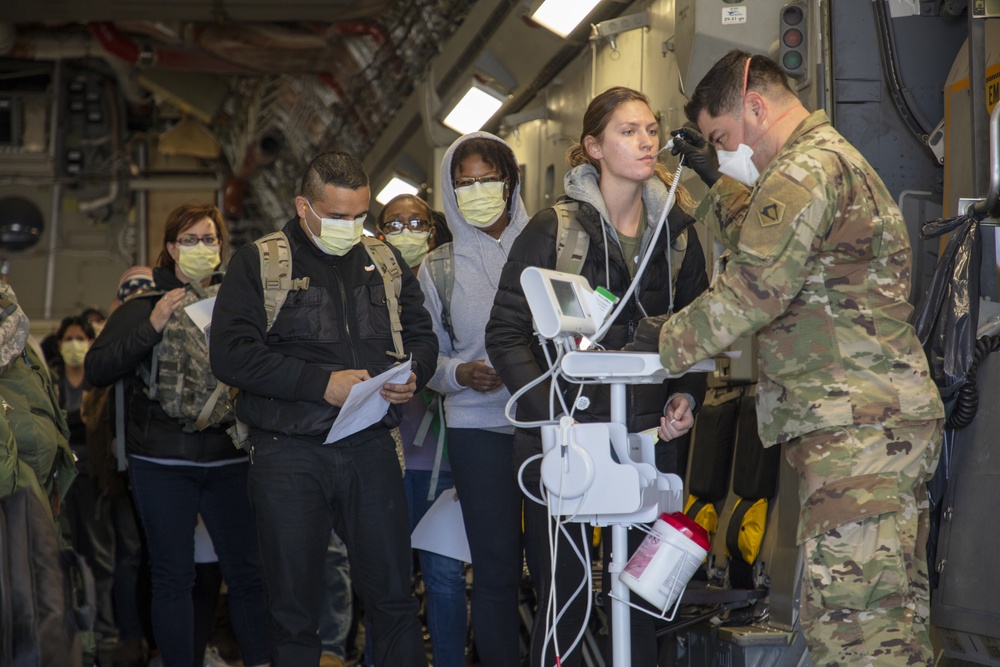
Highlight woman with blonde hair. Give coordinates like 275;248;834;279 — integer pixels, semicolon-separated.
486;86;709;666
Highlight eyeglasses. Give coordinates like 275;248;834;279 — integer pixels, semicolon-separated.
380;218;431;235
175;234;220;247
453;175;505;189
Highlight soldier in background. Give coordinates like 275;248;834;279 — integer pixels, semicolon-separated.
639;50;945;666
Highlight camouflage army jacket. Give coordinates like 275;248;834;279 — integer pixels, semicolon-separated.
658;111;944;445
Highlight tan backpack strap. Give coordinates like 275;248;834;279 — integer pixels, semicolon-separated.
553;200;589;275
255;231;310;333
188;281;208;299
361;237;406;360
194;381;228;431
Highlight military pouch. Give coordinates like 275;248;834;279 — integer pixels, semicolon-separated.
803;509;910;611
227;419;250;451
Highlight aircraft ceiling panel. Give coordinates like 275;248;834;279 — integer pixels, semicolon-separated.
0;0;393;23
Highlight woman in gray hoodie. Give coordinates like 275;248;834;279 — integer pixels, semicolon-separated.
486;87;709;666
417;132;530;667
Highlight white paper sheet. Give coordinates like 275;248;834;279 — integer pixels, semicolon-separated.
410;488;471;563
185;296;215;345
324;359;412;444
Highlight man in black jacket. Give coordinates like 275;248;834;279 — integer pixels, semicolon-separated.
210;152;437;666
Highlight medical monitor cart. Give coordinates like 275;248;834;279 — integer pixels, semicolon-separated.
518;267;714;666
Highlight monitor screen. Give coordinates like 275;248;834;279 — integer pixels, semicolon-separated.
552;278;585;318
520;266;597;339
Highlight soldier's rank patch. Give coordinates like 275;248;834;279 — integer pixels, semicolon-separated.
758;199;785;227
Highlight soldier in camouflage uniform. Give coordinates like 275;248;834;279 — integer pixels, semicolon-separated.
649;51;945;666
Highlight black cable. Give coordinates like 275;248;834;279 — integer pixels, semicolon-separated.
947;334;1000;429
871;0;937;158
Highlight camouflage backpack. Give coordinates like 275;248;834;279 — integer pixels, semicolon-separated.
142;281;233;431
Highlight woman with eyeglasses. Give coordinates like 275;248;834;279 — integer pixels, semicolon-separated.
410;133;530;667
375;194;440;269
86;203;271;667
368;194;466;667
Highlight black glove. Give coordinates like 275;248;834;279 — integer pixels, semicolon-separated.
624;314;671;353
670;127;721;188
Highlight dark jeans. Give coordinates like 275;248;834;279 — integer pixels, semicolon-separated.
248;431;426;667
109;482;145;644
128;457;270;667
448;428;523;667
60;473;119;640
405;469;467;667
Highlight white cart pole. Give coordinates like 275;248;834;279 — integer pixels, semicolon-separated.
609;382;631;667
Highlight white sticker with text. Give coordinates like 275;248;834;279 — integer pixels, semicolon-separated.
722;6;747;24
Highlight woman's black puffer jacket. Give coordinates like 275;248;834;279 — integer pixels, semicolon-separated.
485;197;709;434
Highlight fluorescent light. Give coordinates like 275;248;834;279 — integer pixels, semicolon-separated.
442;83;505;135
375;176;420;205
531;0;603;38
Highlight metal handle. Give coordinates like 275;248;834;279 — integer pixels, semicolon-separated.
972;102;1000;219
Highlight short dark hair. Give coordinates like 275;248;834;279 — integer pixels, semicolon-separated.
451;137;520;212
685;50;795;123
80;307;106;324
56;315;95;342
301;152;369;202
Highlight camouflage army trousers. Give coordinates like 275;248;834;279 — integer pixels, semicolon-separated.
784;419;944;667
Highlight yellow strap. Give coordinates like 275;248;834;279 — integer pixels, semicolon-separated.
194;381;228;431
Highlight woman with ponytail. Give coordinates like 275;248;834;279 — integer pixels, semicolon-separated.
486;86;709;666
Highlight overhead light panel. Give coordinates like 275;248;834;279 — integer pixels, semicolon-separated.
442;82;506;135
376;176;420;205
531;0;603;38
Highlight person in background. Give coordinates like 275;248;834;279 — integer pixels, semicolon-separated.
50;315;95;453
419;133;530;667
52;314;121;646
210;152;437;666
654;50;944;667
38;307;108;369
486;86;708;666
80;266;156;667
82;306;107;338
86;204;271;667
376;193;468;667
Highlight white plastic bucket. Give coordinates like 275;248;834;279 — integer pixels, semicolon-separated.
619;512;710;615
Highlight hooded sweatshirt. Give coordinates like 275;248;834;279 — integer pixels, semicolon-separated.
485;163;708;432
563;163;685;294
417;132;531;429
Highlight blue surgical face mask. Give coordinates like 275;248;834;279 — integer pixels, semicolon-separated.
306;200;366;256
